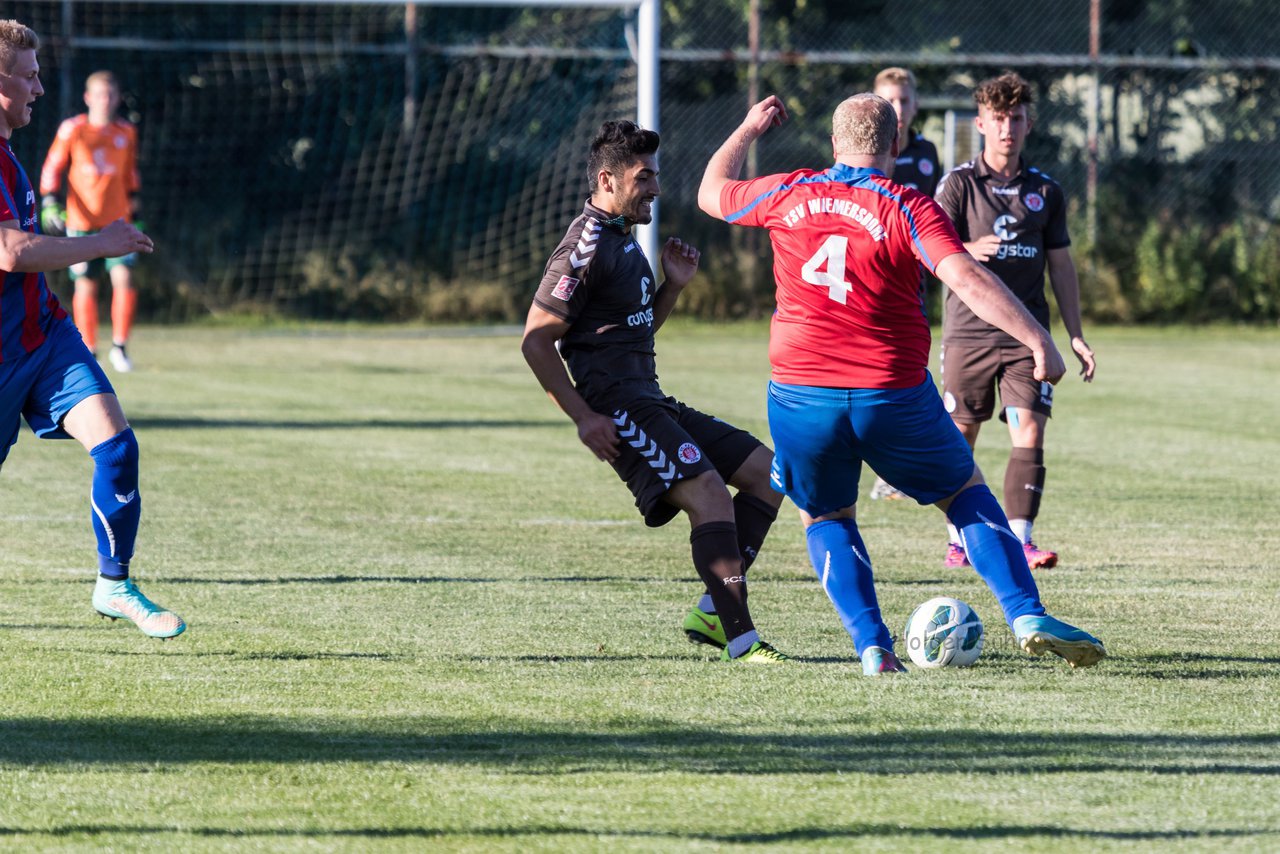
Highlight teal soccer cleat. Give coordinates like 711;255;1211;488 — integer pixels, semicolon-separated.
1013;614;1105;669
860;645;908;676
93;577;186;639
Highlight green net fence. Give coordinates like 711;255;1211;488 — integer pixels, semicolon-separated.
6;1;1279;322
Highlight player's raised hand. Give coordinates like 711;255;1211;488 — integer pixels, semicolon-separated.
576;410;621;462
965;234;1003;262
1071;336;1096;382
99;219;154;256
660;237;700;289
742;95;788;138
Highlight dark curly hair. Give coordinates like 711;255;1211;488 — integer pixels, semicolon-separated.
587;120;660;192
973;72;1034;115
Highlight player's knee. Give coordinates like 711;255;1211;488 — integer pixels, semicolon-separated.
729;448;780;506
675;470;733;518
89;427;140;475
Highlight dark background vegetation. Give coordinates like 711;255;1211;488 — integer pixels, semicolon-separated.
6;0;1278;324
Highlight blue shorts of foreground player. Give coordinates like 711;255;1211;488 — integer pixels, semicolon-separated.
767;375;974;515
0;316;115;466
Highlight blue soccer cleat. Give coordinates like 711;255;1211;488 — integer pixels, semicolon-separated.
860;645;907;676
1013;614;1105;669
93;577;186;639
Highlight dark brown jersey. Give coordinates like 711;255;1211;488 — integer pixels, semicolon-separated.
935;156;1070;347
891;132;940;197
533;200;664;407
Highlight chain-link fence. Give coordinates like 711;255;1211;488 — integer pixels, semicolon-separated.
6;1;1278;322
658;0;1280;322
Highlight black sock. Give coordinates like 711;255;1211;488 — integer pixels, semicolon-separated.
689;521;754;641
733;492;778;571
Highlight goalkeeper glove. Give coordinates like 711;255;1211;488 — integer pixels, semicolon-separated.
40;195;65;235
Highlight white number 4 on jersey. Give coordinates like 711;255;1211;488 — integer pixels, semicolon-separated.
800;234;853;304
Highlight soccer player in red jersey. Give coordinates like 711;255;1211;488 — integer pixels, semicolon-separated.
699;93;1105;672
40;70;142;372
0;20;184;638
934;72;1096;570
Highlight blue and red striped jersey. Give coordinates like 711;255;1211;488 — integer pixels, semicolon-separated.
0;137;66;362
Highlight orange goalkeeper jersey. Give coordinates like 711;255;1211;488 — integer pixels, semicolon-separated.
39;115;139;231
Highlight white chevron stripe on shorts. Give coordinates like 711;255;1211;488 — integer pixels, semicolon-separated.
612;411;678;485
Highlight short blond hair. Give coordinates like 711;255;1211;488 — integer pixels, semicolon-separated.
832;93;898;156
85;70;119;92
0;20;38;74
874;67;917;95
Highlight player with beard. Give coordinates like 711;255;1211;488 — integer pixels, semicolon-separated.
521;120;787;663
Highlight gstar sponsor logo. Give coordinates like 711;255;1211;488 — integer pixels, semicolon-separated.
995;244;1039;260
550;275;579;301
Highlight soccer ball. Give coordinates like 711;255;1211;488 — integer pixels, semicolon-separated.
902;596;984;668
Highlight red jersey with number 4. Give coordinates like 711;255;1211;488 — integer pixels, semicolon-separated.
721;163;966;389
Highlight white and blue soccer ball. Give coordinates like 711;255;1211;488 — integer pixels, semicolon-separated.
903;596;984;668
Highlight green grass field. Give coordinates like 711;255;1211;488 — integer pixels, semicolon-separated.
1;322;1277;852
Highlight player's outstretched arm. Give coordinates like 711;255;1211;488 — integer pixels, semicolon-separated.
698;95;788;220
651;237;700;333
936;251;1067;384
1046;247;1095;382
520;303;620;462
0;218;152;273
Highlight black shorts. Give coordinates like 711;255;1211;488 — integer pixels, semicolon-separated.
940;343;1054;424
608;396;764;527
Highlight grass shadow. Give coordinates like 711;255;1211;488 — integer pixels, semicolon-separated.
128;416;560;431
0;823;1272;843
1;717;1277;777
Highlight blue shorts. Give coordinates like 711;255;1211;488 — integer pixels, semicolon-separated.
0;316;115;466
767;375;975;517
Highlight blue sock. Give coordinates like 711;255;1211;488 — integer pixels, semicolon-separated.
89;428;141;580
805;518;892;655
946;484;1045;626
